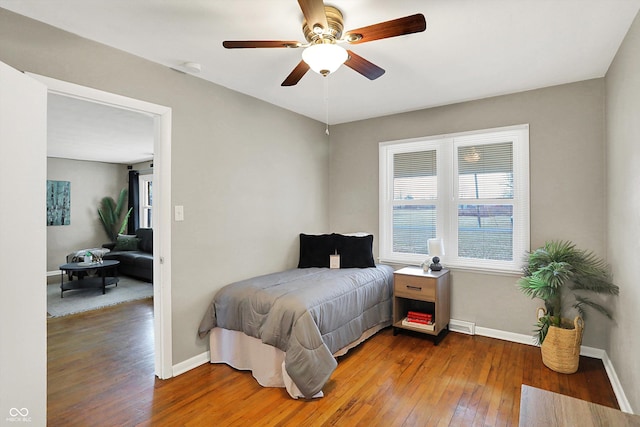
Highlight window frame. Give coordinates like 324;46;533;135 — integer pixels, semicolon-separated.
379;124;529;274
138;173;153;229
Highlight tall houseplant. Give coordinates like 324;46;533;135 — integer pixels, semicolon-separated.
517;240;619;373
98;188;133;242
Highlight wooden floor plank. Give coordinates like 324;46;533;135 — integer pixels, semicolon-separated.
47;299;621;426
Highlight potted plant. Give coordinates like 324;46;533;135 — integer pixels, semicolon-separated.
517;240;619;373
98;188;133;242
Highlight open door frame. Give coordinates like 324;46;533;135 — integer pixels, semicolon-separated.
0;61;48;426
29;73;174;379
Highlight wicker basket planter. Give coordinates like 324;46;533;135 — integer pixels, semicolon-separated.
539;314;584;374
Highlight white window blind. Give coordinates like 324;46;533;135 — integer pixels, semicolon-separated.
456;141;514;263
392;150;438;255
380;125;529;273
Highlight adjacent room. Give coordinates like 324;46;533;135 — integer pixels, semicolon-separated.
45;93;155;317
1;1;639;425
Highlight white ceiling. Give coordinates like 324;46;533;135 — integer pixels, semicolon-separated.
48;94;154;164
2;0;639;162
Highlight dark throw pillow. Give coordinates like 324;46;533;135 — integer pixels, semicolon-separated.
136;228;153;253
298;233;335;268
334;234;375;268
113;234;140;251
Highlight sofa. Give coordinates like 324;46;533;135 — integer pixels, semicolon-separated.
102;228;153;282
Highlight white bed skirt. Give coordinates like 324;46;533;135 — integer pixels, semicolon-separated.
209;322;388;399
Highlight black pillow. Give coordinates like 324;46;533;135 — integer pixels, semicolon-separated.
334;234;375;268
298;233;335;268
136;228;153;253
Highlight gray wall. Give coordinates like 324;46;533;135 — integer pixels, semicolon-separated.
47;158;128;271
329;79;610;348
0;9;329;365
606;11;640;413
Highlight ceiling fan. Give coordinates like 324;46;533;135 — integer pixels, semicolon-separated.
222;0;426;86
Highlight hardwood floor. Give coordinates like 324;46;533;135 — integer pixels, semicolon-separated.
47;299;619;426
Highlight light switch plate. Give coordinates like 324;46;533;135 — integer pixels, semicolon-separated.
174;205;184;221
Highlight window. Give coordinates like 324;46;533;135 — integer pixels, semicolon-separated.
139;174;153;228
379;125;529;273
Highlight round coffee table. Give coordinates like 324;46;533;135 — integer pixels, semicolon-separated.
58;260;120;298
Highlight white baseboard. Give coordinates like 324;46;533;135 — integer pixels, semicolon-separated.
600;351;634;413
475;325;537;346
172;351;210;377
450;319;632;414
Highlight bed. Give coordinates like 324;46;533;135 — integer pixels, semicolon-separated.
197;233;394;398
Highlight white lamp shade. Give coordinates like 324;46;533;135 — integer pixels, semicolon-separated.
302;43;348;76
428;238;445;257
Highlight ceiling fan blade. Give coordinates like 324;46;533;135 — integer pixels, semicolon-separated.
223;40;301;49
281;60;310;86
298;0;328;31
344;14;426;44
344;50;385;80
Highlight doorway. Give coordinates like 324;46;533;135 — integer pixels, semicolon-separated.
31;73;173;378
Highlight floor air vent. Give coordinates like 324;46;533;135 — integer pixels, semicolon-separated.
449;319;476;335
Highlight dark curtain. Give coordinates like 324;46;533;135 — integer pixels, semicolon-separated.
128;170;140;234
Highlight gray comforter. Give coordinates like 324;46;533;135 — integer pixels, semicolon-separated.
198;265;394;398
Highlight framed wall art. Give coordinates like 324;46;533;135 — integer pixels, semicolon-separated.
46;180;70;226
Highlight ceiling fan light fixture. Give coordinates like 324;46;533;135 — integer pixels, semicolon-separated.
302;43;348;76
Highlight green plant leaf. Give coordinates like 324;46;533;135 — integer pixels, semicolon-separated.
100;197;117;226
98;188;132;242
535;261;572;290
517;275;555;300
115;188;128;218
573;295;613;320
571;275;619;296
97;208;115;242
535;314;552;345
118;207;133;235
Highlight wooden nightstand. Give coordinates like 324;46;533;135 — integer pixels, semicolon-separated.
392;266;450;345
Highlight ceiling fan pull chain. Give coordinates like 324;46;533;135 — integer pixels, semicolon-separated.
325;77;330;135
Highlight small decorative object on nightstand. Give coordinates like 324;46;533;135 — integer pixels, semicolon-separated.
393;266;450;345
429;256;442;271
427;238;445;271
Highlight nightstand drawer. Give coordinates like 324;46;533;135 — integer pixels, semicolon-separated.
394;274;436;300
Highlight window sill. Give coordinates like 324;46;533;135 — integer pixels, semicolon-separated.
379;257;522;277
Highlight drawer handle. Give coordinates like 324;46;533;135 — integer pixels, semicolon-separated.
406;285;422;291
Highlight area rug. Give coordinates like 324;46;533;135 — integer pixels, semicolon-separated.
47;276;153;317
